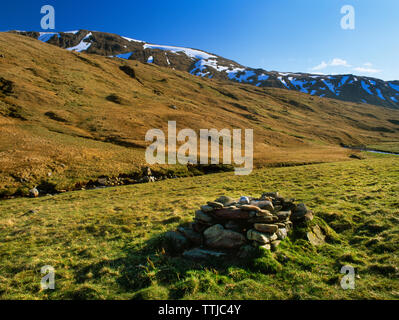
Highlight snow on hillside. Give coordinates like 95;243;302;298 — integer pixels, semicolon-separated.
66;32;92;52
10;29;399;108
143;43;216;60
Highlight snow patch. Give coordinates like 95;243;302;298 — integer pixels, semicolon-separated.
143;44;216;60
66;32;92;52
278;76;289;88
122;36;144;43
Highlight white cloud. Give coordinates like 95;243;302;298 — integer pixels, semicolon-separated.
311;61;328;71
353;67;381;74
311;58;351;71
310;58;381;75
330;58;351;67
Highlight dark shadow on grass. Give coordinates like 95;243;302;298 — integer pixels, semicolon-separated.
70;231;269;300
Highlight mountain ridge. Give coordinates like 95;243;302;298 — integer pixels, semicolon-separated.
8;29;399;109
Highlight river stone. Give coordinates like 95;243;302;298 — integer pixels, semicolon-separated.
29;187;39;198
254;223;278;234
306;225;325;246
204;224;246;249
251;200;274;212
201;205;214;213
163;231;190;253
247;229;273;244
207;201;224;209
240;204;262;213
177;227;202;245
97;177;108;185
215;196;235;206
195;210;213;223
276;228;288;240
183;248;226;260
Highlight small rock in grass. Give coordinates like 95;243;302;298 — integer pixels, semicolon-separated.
306;225;325;246
29;188;39;198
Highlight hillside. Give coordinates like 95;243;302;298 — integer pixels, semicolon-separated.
1;32;399;196
10;29;399;109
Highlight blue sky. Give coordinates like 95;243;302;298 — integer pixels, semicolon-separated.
1;0;398;81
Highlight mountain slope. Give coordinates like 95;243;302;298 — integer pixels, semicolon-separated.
1;32;399;195
10;29;399;109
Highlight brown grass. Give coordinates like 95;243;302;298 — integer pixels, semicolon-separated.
1;32;399;193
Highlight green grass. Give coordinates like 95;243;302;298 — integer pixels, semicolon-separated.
0;157;398;300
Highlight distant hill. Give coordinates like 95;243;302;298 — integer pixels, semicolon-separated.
1;31;399;196
9;29;399;109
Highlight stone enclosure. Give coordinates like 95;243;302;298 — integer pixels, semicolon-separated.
164;192;316;260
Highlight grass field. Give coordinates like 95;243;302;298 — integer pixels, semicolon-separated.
0;154;398;300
